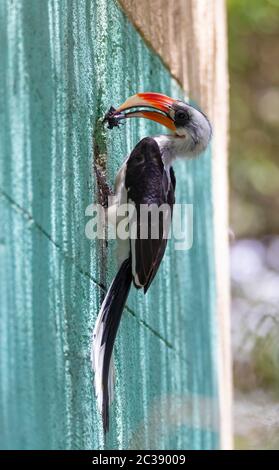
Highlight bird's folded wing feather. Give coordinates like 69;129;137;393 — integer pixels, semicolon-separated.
125;137;176;293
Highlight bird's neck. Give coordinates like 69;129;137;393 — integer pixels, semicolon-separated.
154;133;197;168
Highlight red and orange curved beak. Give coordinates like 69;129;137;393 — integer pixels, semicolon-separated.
108;92;176;131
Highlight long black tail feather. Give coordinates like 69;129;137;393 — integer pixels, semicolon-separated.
92;257;132;433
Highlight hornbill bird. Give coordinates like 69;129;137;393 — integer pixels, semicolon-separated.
92;92;212;432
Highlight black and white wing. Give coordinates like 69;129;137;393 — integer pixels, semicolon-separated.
125;137;176;293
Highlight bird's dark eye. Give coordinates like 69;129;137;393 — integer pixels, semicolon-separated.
175;110;189;124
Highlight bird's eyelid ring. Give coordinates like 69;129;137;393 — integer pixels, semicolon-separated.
113;92;177;131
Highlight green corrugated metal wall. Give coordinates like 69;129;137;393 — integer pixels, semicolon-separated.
0;0;219;449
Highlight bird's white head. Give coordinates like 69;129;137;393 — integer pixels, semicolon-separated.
104;92;212;159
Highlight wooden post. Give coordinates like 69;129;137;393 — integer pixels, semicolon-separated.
119;0;232;449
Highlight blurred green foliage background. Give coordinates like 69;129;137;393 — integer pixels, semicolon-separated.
228;0;279;449
228;0;279;237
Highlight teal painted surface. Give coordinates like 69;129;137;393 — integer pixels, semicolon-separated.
0;0;219;449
